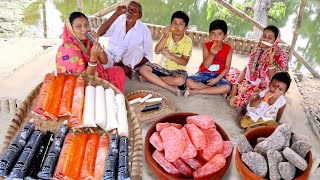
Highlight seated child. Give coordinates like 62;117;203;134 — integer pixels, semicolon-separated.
184;19;232;97
139;11;192;96
240;72;292;129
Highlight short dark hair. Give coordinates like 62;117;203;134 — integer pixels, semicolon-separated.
271;72;292;91
171;11;189;26
209;19;228;34
264;25;279;39
129;1;142;15
69;12;88;25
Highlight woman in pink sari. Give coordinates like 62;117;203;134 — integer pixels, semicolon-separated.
226;25;288;107
56;12;125;93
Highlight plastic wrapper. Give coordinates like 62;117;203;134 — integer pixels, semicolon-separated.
69;76;85;128
8;130;44;179
25;131;54;179
105;88;118;131
53;132;77;179
94;133;109;180
82;85;97;127
0;121;35;176
116;94;128;137
37;123;69;179
32;73;55;120
58;74;76;117
118;137;130;180
95;86;107;130
65;132;88;179
44;74;66;120
103;133;119;180
80;132;99;179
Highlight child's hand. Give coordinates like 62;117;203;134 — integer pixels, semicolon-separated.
207;78;218;86
210;47;218;55
162;26;171;38
160;49;173;59
211;41;218;49
263;92;274;102
210;41;222;55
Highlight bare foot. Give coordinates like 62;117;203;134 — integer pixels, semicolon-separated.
222;93;228;99
184;87;191;98
139;75;146;82
176;89;181;97
167;86;180;96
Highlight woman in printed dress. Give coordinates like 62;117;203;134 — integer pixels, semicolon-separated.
56;12;125;93
226;25;288;108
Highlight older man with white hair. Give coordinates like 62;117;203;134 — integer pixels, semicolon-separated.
98;1;153;79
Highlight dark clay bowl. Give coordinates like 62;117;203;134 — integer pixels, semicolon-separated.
145;112;232;180
235;126;313;180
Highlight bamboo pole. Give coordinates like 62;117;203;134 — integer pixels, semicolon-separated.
77;0;83;12
92;0;131;17
288;0;306;61
215;0;320;78
215;0;265;31
293;51;320;78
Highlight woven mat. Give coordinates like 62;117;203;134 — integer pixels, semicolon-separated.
125;90;178;125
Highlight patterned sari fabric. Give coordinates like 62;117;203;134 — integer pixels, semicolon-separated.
56;21;125;93
226;35;288;107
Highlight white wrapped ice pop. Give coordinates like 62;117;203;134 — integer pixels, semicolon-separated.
95;86;107;130
116;94;128;137
105;88;118;131
83;85;97;127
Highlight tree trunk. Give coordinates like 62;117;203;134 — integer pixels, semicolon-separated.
253;0;271;40
42;2;47;38
288;0;306;61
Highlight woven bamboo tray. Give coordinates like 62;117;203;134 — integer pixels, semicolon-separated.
125;90;178;125
0;74;143;180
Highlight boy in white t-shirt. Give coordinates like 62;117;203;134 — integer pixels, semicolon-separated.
240;72;292;129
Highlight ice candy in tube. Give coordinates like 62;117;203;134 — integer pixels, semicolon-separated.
58;74;76;117
69;76;85;128
95;86;107;130
83;85;96;127
105;88;118;131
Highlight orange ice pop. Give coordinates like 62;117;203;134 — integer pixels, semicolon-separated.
93;133;109;180
58;74;76;117
53;132;77;180
44;73;66;120
33;73;56;120
211;41;218;48
64;132;88;180
69;76;86;128
80;132;99;179
171;27;178;32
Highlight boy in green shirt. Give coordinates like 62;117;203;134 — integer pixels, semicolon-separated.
139;11;192;96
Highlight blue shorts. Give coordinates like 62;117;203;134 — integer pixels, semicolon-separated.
188;72;231;87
